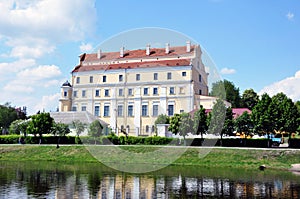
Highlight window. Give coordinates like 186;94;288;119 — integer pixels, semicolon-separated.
90;76;93;83
142;105;148;116
180;109;184;113
167;72;172;80
128;88;133;96
76;77;80;84
119;89;123;96
104;89;109;97
170;87;175;95
143;88;149;95
104;105;110;117
153;87;158;95
154;73;158;80
63;91;67;97
179;87;185;94
94;106;100;116
117;105;123;117
119;74;123;82
199;89;202;95
182;71;186;76
199;74;202;82
153;105;158;116
128;105;133;116
82;90;86;97
95;89;100;97
72;106;77;111
73;91;77;97
152;125;155;133
81;106;86;111
103;75;107;82
145;125;149;133
136;74;140;81
168;104;174;116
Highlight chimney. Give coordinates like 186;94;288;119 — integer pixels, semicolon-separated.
120;46;124;58
146;44;150;56
97;49;101;59
186;41;191;53
165;43;170;54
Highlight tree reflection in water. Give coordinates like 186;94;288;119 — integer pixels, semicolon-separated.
0;162;300;198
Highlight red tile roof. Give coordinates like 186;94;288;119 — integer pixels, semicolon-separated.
72;59;191;72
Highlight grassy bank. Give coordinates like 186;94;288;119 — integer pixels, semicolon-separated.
1;145;300;170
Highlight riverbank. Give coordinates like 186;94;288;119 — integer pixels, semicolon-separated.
1;145;300;171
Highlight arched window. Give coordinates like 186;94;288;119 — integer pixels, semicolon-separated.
145;125;149;133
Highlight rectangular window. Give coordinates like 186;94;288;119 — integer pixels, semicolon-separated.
72;106;77;111
154;73;158;80
90;76;93;83
199;74;202;82
94;106;100;116
73;91;77;97
167;72;172;80
153;87;158;95
119;74;123;82
128;105;133;116
170;87;175;94
144;88;149;95
136;74;140;81
64;91;67;97
119;89;123;96
153;105;158;116
104;105;110;117
199;89;202;95
81;106;86;111
180;109;184;113
182;71;186;76
76;77;80;84
104;89;109;97
95;89;100;97
168;104;174;116
117;105;123;117
179;87;185;94
128;88;133;96
103;75;107;82
82;90;86;97
142;105;148;116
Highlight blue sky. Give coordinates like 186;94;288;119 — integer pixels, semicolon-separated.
0;0;299;114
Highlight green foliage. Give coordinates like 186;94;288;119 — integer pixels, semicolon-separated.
222;107;234;136
168;114;181;136
9;119;28;135
210;80;241;108
234;111;253;137
26;112;54;137
51;122;70;137
241;89;259;110
193;105;207;138
88;120;103;144
208;99;226;136
0;103;18;133
154;114;169;134
72;120;86;137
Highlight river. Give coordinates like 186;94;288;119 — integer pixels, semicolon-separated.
1;161;300;198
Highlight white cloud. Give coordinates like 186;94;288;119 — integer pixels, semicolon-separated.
80;43;93;52
17;65;62;80
286;12;294;21
220;67;236;75
259;70;300;101
0;59;35;75
34;93;60;112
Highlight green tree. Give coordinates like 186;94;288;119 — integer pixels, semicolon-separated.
72;120;86;137
0;103;18;134
241;89;259;110
193;105;207;138
9;119;28;136
169;113;193;145
234;111;253;137
51;122;70;147
222;107;234;136
207;99;226;140
296;101;300;113
26;112;54;137
210;80;241;108
88;120;103;144
252;93;273;134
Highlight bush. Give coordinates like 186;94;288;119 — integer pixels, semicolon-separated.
289;139;300;148
0;135;20;144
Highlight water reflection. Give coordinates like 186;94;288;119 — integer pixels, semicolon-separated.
1;161;300;198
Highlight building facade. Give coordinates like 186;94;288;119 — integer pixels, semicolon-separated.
59;42;209;136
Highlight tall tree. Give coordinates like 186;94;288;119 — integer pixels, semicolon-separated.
251;93;273;134
210;80;241;108
222;107;234;136
0;103;18;134
72;120;86;137
154;114;169;134
207;99;226;139
193;105;208;138
88;120;103;144
9;119;28;136
26;112;54;137
234;111;253;137
241;89;259;110
169;113;193;145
